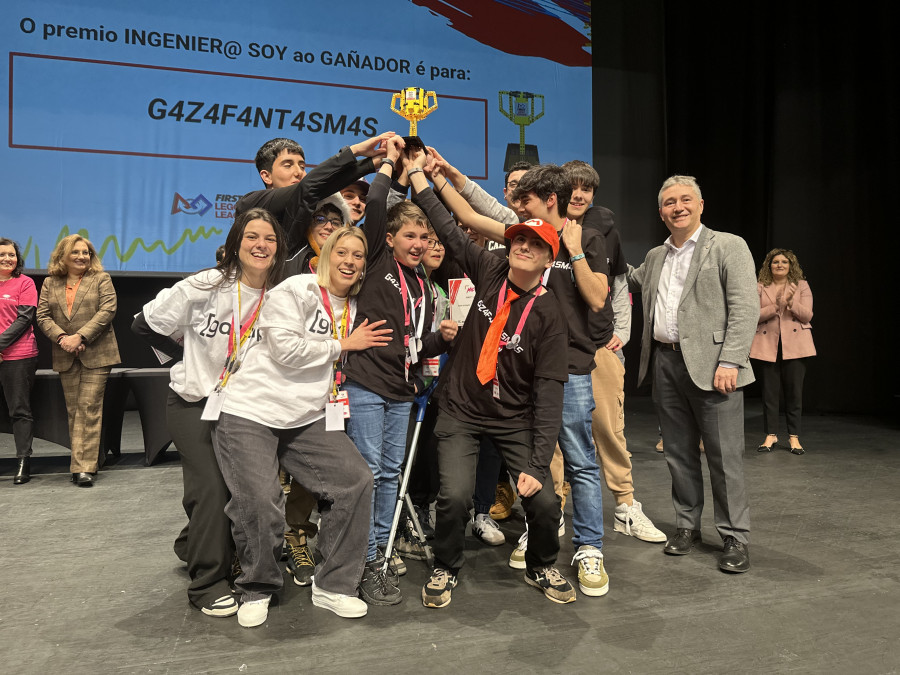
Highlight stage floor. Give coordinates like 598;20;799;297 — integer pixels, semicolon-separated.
1;399;898;674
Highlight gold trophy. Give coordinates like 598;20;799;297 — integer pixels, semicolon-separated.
391;87;438;151
499;90;544;170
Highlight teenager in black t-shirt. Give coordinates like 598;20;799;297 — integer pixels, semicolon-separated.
342;136;457;606
404;150;577;607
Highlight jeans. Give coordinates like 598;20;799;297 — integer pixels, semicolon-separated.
214;413;372;599
344;380;412;561
558;373;605;549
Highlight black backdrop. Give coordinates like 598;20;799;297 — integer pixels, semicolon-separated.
594;1;898;417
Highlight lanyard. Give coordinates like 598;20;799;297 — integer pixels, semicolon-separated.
217;281;265;390
395;261;427;347
495;280;542;351
319;285;351;395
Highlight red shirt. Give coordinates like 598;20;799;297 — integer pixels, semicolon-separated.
0;275;39;360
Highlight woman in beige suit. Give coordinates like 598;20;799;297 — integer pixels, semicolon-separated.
750;249;815;455
37;235;120;486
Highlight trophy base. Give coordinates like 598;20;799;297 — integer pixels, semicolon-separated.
504;144;540;171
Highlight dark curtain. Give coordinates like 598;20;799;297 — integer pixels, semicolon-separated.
660;2;899;415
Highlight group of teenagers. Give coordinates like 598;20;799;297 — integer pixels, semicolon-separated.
116;129;762;628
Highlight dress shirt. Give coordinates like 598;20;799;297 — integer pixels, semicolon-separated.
653;225;703;343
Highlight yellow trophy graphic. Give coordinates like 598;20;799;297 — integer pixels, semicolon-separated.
499;90;544;170
391;87;438;149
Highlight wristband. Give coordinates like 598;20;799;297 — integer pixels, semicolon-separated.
437;180;449;194
382;158;396;169
407;168;424;177
569;253;586;263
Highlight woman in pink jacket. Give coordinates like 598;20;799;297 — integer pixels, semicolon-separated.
750;249;816;454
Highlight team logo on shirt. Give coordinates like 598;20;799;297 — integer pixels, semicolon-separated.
197;313;261;342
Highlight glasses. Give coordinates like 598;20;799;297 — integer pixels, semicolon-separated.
314;215;343;228
426;239;444;250
506;180;519;190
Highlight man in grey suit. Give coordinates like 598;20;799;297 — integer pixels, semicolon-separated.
628;175;757;573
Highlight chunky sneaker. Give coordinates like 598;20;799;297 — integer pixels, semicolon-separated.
508;530;528;569
359;560;402;606
422;567;458;608
472;513;505;545
200;594;239;617
490;481;516;521
613;500;667;543
524;566;576;604
395;532;428;562
311;579;367;618
572;545;609;597
286;540;316;586
237;596;271;628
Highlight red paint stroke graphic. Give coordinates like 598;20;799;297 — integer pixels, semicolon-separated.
412;0;590;67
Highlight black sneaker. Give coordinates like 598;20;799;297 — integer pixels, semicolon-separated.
524;565;576;604
374;551;400;587
422;567;457;608
200;593;239;617
286;541;316;587
414;504;435;539
395;525;428;561
359;560;402;606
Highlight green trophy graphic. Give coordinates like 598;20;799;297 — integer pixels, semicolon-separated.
499;90;544;171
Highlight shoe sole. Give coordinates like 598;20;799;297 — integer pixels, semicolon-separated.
523;574;576;604
489;508;512;521
578;581;609;597
312;595;367;618
358;591;403;606
613;520;667;543
395;546;428;561
238;614;267;628
286;565;314;587
508;554;526;570
473;531;505;546
201;605;239;617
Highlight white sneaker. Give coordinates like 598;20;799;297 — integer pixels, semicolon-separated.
508;530;528;569
237;596;271;628
311;579;367;618
614;500;666;543
472;513;505;546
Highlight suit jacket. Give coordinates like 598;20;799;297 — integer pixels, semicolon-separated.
628;225;758;391
749;280;815;361
36;272;121;372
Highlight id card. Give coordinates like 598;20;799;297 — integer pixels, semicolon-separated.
492;377;500;400
423;357;440;377
408;337;419;365
329;390;350;418
201;389;226;421
325;402;345;431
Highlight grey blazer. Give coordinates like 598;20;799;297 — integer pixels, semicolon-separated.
628;225;758;391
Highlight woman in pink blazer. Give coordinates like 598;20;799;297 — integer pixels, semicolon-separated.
750;249;815;454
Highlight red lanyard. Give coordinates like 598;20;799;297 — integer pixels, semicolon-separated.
218;283;265;388
495;280;541;350
396;261;427;346
319;285;351;393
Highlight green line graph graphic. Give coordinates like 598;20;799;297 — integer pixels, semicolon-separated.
22;224;223;269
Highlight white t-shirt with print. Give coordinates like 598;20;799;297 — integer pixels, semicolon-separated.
143;269;264;402
221;274;352;429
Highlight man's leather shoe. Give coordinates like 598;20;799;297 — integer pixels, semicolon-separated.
75;472;94;487
664;529;701;555
719;536;750;573
13;457;31;485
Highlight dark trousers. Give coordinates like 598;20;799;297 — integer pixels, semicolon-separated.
407;398;440;508
756;347;807;436
0;356;37;457
432;412;560;572
167;390;235;608
652;347;750;544
473;437;503;514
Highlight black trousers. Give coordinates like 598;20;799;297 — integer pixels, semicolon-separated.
756;346;808;436
0;356;36;457
431;412;560;573
167;390;235;608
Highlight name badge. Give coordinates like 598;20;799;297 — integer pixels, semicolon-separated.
423;357;440;377
492;376;500;401
329;390;350;418
325;402;345;431
201;389;226;421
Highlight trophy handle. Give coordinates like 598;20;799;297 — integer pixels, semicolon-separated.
532;93;545;122
424;91;438;113
498;91;514;122
390;92;402;115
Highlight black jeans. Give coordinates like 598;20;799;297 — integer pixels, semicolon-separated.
0;356;36;457
432;412;560;573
